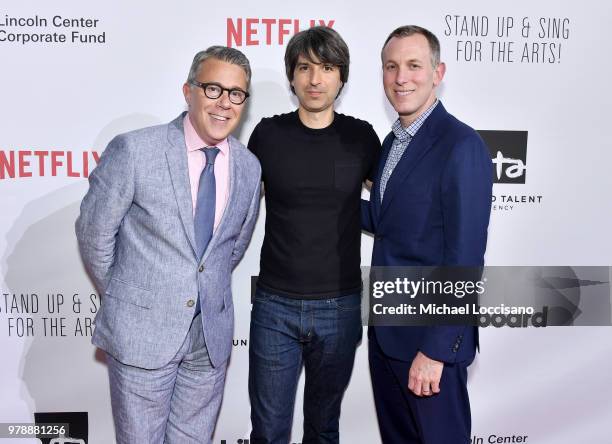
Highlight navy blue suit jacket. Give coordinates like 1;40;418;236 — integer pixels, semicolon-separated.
362;102;492;364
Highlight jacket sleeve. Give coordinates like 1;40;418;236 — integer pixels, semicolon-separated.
440;133;493;266
361;199;374;233
75;135;135;294
361;131;391;234
420;133;492;363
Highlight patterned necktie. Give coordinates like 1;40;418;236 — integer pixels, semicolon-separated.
194;147;220;260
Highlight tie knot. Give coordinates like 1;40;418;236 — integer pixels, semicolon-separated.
201;147;220;165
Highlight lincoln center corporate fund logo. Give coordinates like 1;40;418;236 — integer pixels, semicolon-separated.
478;130;528;184
34;412;88;444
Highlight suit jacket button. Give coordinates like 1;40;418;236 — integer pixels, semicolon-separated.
187;299;195;307
198;265;204;272
375;235;383;240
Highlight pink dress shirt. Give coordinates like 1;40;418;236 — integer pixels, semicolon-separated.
184;114;230;231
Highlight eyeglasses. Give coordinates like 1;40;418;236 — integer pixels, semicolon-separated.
189;81;250;105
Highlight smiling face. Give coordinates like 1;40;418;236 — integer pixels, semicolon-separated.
382;34;445;126
291;54;343;115
182;58;248;145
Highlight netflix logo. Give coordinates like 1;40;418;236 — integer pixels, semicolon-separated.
226;18;335;47
0;149;101;179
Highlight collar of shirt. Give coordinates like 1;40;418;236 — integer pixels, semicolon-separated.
183;114;229;156
392;99;439;143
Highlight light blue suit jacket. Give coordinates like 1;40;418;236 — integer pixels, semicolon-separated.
76;113;261;369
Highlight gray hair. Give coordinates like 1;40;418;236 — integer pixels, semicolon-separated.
186;46;252;87
381;25;441;68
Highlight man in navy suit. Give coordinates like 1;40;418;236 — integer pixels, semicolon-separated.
362;26;493;443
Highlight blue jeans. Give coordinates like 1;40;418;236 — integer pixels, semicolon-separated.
249;287;363;444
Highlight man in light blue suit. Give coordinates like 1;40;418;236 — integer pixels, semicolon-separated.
362;26;492;443
76;46;261;444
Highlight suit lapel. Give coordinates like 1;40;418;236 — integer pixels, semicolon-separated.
379;104;447;219
372;133;394;221
165;114;198;258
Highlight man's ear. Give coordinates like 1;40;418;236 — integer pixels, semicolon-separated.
433;62;446;87
182;83;191;107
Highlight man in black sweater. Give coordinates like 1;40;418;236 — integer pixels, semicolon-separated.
247;26;380;444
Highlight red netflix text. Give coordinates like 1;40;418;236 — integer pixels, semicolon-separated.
226;18;335;47
0;150;101;179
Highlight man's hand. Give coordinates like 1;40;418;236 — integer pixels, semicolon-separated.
408;351;444;397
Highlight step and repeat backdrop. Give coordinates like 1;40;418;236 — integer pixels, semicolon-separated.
1;0;612;443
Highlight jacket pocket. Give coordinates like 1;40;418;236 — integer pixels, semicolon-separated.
105;278;153;309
